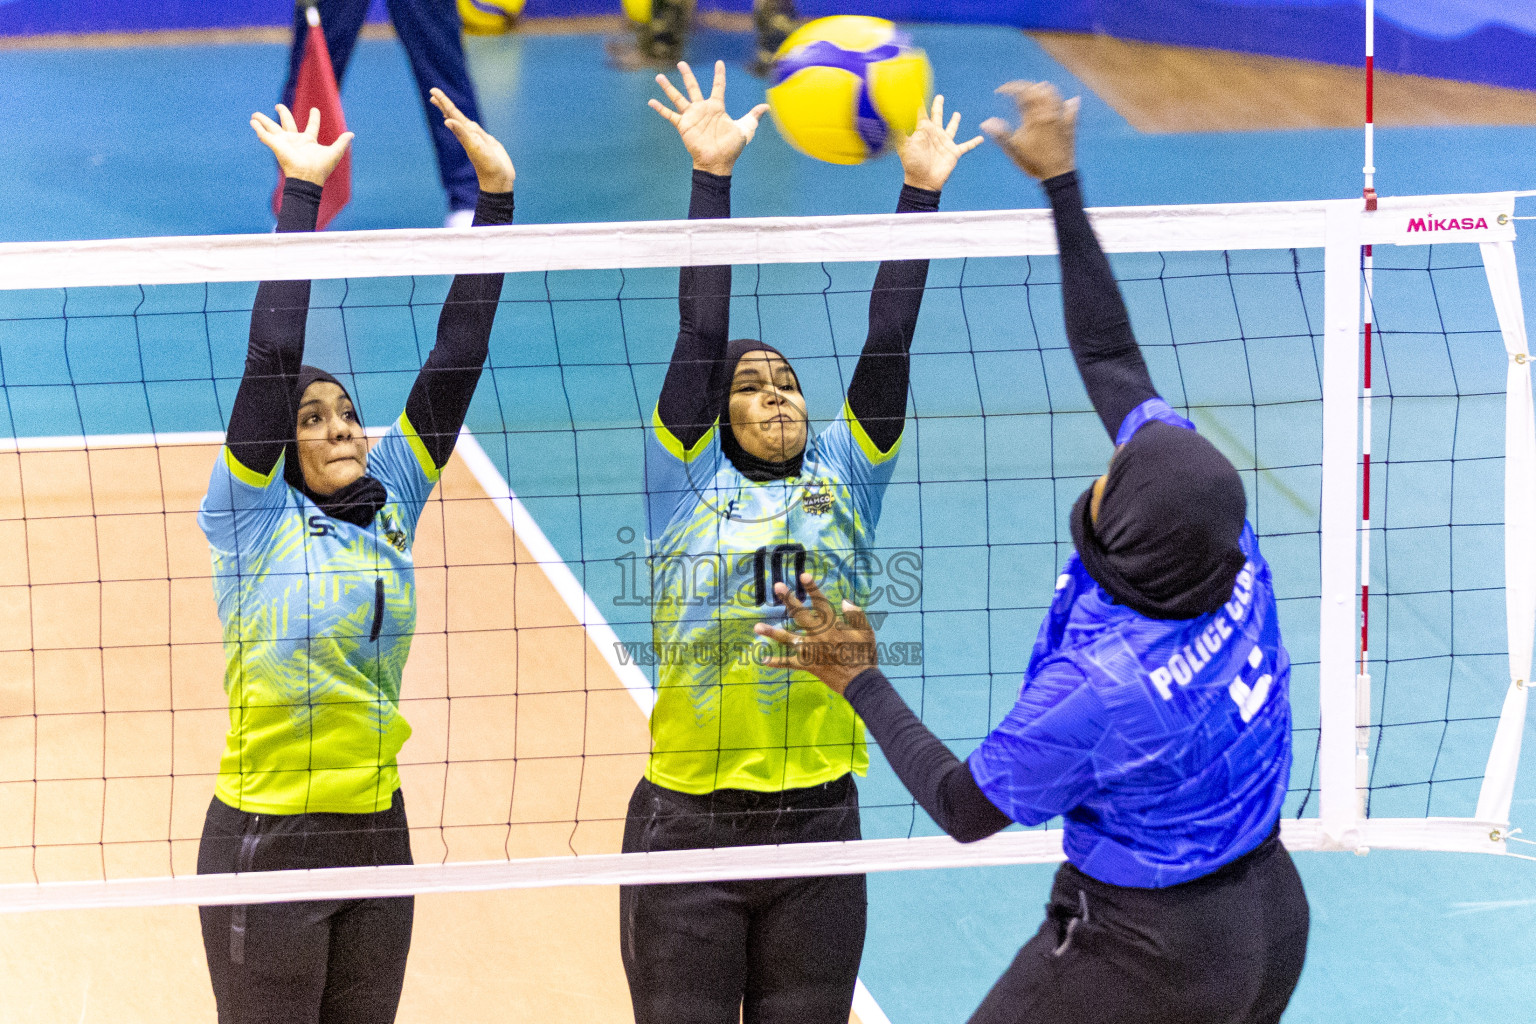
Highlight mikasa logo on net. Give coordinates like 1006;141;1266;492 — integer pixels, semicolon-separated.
1405;213;1490;232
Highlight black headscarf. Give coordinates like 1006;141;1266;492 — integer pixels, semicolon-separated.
1070;421;1247;620
720;338;805;482
284;365;387;528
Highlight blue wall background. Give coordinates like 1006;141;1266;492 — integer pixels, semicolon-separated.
3;0;1535;91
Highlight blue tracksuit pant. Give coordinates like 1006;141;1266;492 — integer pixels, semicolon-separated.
283;0;481;212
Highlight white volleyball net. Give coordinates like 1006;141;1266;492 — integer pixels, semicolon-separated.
0;190;1526;922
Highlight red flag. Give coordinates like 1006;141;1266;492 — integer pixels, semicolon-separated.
272;5;351;229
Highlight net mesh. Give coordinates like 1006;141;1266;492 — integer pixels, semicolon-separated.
0;212;1517;900
1364;244;1510;817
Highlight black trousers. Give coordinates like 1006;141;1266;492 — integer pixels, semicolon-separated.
197;791;415;1024
970;827;1310;1024
620;775;866;1024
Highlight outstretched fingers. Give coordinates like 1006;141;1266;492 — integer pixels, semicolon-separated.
736;101;770;141
1021;81;1065;123
250;110;281;141
678;60;705;103
326;131;356;159
302;106;323;140
429;87;468;124
275;103;299;134
648;97;682;126
655;71;689;112
709;59;726;102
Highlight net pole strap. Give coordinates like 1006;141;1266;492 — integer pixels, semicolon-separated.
1319;204;1365;849
1476;239;1536;826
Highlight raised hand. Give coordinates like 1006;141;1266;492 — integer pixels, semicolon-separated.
894;94;983;192
430;87;515;194
250;104;354;187
980;81;1079;182
649;59;770;176
753;574;879;695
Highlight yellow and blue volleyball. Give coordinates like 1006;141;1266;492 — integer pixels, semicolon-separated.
621;0;651;24
458;0;525;34
766;16;932;166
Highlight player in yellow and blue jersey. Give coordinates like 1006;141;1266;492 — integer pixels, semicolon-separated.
195;92;514;1024
620;59;981;1024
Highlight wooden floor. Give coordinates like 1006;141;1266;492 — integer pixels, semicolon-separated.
0;438;875;1022
1032;30;1536;132
0;441;651;1022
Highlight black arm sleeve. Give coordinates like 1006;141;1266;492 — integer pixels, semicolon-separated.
404;188;515;470
224;178;323;475
844;667;1013;843
655;170;733;450
1046;171;1159;440
844;184;940;454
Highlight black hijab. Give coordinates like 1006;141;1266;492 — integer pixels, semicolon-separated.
1070;421;1247;620
285;365;387;528
720;339;805;482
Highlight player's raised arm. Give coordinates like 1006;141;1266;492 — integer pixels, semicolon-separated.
983;82;1159;442
648;60;769;449
224;105;352;479
844;96;982;455
401;89;517;473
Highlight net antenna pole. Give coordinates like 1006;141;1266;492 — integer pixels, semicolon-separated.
1356;0;1377;821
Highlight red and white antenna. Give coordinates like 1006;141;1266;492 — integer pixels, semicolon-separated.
1357;0;1376;818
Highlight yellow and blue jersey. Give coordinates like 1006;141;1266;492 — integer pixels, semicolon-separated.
644;401;900;794
198;414;440;815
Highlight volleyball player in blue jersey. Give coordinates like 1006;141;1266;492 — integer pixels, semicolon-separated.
196;94;512;1024
624;60;980;1024
757;82;1310;1024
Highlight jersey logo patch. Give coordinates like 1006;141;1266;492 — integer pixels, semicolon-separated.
801;482;834;516
379;511;408;553
307;515;338;539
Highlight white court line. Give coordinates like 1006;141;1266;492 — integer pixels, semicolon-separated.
452;430;654;717
453;430;896;1022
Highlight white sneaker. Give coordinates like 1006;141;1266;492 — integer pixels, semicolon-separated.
443;208;475;229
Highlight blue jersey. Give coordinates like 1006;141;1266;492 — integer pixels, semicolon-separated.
197;413;439;814
968;524;1291;888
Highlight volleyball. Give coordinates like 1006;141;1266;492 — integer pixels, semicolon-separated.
621;0;651;24
458;0;524;35
765;15;932;166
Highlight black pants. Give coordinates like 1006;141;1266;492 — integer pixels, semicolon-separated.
970;827;1310;1024
197;791;415;1024
619;775;866;1024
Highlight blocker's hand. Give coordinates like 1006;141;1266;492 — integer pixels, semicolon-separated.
894;94;983;192
431;87;515;193
981;81;1079;182
753;573;878;696
251;104;354;187
650;60;770;176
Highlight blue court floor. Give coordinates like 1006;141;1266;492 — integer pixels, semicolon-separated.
4;21;1536;1023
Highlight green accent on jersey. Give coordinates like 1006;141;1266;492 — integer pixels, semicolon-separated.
842;399;901;464
399;410;442;484
225;446;282;489
652;403;717;462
